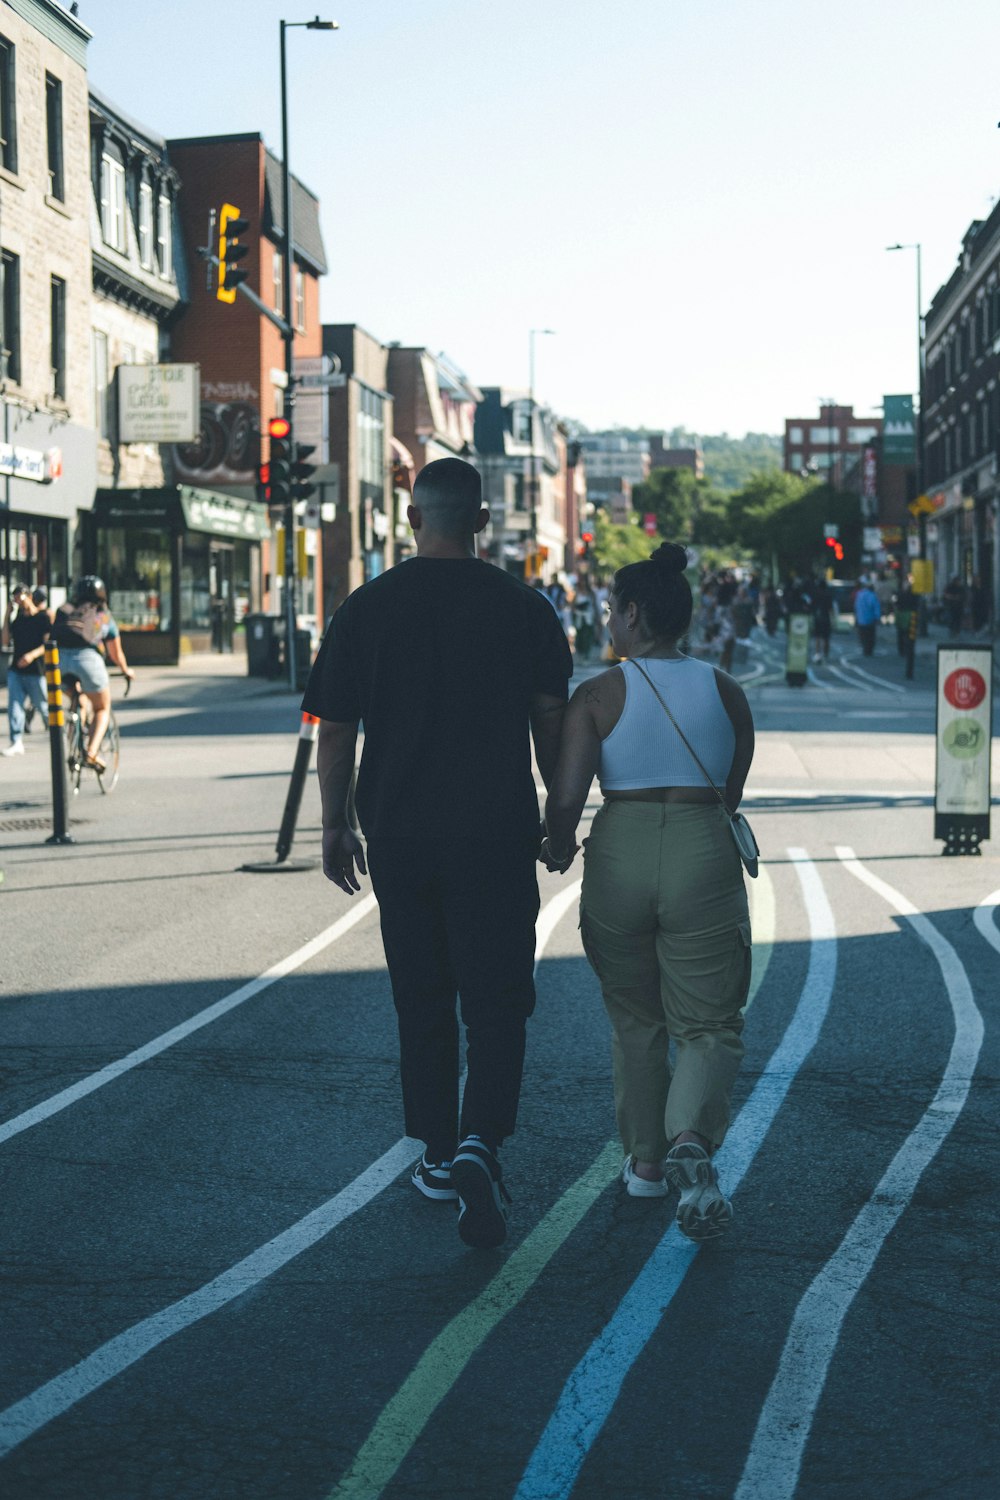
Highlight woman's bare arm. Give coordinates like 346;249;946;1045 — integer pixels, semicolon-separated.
714;668;755;810
544;685;602;861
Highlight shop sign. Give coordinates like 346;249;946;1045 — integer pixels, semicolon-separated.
179;487;270;541
119;364;200;443
861;447;878;519
863;527;881;552
786;613;810;682
935;645;992;840
0;442;58;483
879;526;903;544
883;394;916;465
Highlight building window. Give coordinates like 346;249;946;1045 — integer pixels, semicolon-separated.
969;410;978;458
954;425;962;470
294;267;305;332
100;152;126;251
848;426;878;444
787;426;803;444
93;328;111;437
513;402;533;443
45;74;63;200
0;36;16;173
273;250;283;312
0;249;20;383
50;275;66;400
157;193;172;279
138;181;154;268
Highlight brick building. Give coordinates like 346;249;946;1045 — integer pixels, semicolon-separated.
0;0;95;615
166;133;327;639
782;403;882;485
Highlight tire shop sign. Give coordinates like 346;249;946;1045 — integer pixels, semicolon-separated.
118;364;200;444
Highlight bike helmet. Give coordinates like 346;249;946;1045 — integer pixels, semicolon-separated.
72;575;108;607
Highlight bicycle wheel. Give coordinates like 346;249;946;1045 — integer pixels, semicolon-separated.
65;711;84;795
98;713;120;793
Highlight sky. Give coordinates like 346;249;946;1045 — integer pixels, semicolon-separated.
79;0;1000;438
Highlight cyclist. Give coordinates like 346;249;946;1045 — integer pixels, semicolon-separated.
50;576;134;771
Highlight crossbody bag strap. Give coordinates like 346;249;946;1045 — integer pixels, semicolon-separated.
628;658;733;816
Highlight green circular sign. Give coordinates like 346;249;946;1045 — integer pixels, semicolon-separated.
943;717;986;759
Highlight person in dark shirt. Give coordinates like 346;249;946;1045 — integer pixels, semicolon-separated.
2;584;50;757
301;457;573;1249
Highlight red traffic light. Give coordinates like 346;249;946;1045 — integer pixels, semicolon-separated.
581;531;594;543
268;416;291;440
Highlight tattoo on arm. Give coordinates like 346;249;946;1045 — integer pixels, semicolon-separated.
584;684;600;704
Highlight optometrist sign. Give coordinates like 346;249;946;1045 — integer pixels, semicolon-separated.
118;364;200;444
935;644;993;851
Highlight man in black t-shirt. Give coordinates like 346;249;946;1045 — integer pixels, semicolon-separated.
302;457;572;1249
2;585;50;757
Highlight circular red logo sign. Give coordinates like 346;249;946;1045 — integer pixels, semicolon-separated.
943;667;986;711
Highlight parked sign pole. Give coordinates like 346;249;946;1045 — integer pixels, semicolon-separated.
786;613;810;687
43;642;74;846
934;644;992;855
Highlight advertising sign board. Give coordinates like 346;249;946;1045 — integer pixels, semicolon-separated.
119;364;200;444
786;613;810;685
935;645;993;851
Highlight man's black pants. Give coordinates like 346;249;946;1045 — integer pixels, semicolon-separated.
858;623;877;655
366;837;540;1161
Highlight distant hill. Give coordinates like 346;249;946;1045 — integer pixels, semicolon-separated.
665;428;782;494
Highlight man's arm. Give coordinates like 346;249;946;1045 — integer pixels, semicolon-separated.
714;670;755;811
529;692;567;791
317;718;367;895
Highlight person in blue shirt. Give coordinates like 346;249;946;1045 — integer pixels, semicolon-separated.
853;577;881;656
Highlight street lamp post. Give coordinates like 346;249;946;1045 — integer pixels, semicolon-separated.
279;15;337;687
886;242;925;547
528;328;555;578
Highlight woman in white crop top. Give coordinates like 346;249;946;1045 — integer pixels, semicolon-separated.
543;542;755;1241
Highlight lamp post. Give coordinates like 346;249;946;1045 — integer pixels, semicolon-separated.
886;242;925;548
279;15;337;687
528;327;555;578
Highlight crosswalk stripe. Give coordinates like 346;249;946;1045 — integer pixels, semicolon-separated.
973;888;1000;955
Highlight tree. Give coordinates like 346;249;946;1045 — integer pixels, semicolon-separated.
727;472;863;580
631;467;701;542
590;511;654;572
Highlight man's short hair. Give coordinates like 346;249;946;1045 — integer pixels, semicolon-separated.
412;457;483;536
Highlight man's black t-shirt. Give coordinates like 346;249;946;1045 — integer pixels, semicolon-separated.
301;558;572;842
10;612;49;676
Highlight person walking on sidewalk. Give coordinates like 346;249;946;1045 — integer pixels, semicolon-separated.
854;577;881;656
302;457;573;1250
2;584;50;757
541;541;755;1242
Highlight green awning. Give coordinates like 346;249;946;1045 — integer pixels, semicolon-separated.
178;487;270;541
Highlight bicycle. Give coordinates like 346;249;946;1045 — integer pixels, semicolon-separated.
64;671;131;795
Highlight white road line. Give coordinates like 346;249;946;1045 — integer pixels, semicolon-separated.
973;889;1000;956
0;896;381;1148
826;661;874;694
735;848;984;1500
745;862;776;1013
0;885;581;1461
515;850;837;1500
836;653;908;694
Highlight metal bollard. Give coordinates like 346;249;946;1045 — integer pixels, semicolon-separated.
44;642;74;846
241;712;319;873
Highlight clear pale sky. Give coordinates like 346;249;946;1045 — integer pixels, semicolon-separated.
81;0;1000;438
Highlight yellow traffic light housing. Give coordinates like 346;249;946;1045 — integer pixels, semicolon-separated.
217;203;250;303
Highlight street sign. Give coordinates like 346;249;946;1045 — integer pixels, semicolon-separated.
643;512;658;537
823;524;839;539
908;493;935;517
297;372;347;389
935;645;992;853
786;613;810;686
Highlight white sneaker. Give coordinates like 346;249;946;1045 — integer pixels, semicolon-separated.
621;1156;669;1198
664;1142;733;1241
1;740;25;757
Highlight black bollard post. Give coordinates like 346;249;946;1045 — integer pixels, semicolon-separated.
241;713;319;873
44;642;74;846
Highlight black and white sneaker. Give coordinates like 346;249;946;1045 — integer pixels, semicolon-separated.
411;1154;458;1202
450;1137;511;1249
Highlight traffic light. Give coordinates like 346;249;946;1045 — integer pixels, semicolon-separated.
291;442;317;502
268;416;292;510
217;203;250;303
256;459;271;506
824;536;844;563
580;528;595;559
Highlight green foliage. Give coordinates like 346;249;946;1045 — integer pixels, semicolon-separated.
631;467;701;542
591;512;655;572
726;472;862;580
666;428;782;494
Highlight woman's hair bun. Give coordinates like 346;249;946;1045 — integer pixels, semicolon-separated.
650;542;688;576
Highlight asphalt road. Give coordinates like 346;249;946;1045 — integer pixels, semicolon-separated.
1;626;998;1500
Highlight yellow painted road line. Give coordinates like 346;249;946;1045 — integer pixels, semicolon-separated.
328;1141;622;1500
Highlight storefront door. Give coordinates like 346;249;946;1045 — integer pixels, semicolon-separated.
209;545;235;653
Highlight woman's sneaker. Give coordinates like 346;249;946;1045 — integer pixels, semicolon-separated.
410;1154;458;1202
664;1142;733;1242
621;1156;669;1198
450;1137;511;1249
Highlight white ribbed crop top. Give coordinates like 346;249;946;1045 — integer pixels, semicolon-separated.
599;656;735;790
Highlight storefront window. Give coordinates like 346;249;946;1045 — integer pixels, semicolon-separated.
96;525;173;631
181;532;211;629
232;540;256;626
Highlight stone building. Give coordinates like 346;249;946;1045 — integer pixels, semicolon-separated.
0;0;95;613
473;386;564;579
